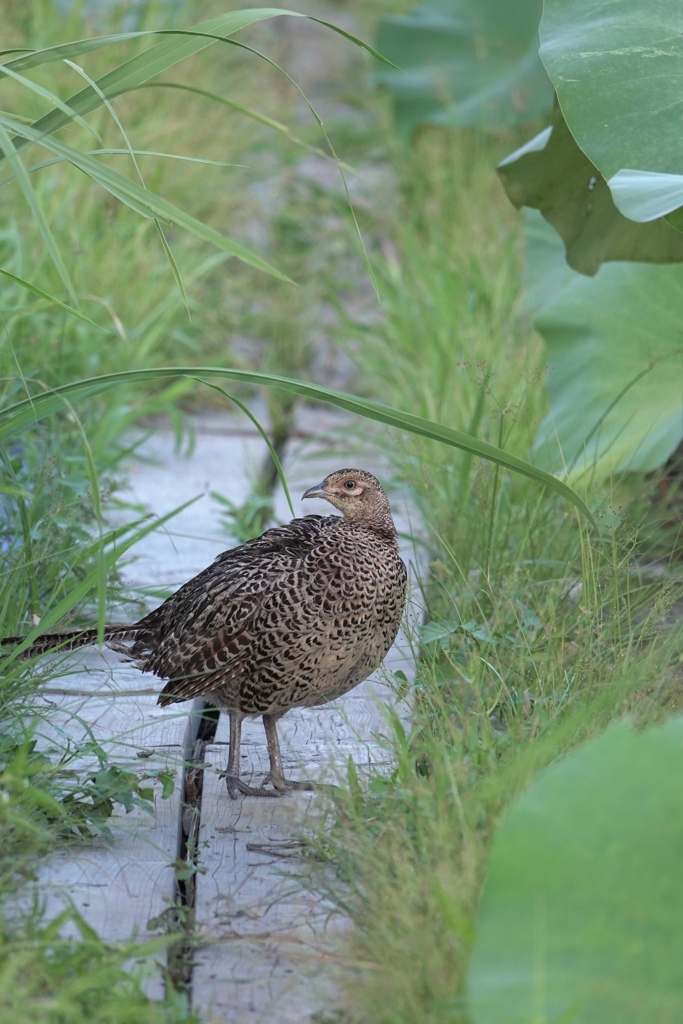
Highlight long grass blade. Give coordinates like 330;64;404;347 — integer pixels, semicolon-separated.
0;12;394;73
307;17;399;68
0;367;596;524
137;82;348;166
0;123;77;304
0;63;101;143
1;35;151;70
0;151;242;189
0;268;108;331
86;149;243;167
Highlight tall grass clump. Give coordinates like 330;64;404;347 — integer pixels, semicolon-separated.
313;126;683;1024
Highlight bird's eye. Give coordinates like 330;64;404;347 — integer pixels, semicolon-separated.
344;480;357;490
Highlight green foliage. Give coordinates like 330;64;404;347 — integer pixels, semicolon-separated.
377;4;683;476
0;10;302;287
375;0;552;137
0;0;383;409
0;729;176;892
469;718;683;1024
312;634;683;1024
0;910;197;1024
0;3;390;299
211;489;276;543
525;213;683;478
0;435;103;634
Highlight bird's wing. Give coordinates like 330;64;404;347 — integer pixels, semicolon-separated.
147;515;340;700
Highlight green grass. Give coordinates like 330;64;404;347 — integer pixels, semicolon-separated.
0;907;197;1024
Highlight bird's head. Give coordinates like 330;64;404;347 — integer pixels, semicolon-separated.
302;468;395;531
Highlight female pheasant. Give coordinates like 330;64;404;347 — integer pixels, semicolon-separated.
4;469;407;798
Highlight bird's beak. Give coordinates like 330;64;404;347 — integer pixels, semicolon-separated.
302;482;328;501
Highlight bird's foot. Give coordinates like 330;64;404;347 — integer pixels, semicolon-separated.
221;772;283;800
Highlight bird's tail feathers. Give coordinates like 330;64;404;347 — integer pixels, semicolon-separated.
1;624;147;659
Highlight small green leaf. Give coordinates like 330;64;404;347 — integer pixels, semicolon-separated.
171;858;206;880
419;620;459;645
157;770;175;800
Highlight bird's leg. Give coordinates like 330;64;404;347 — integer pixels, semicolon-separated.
262;712;317;792
223;711;281;799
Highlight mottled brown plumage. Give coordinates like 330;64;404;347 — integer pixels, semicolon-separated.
3;469;407;797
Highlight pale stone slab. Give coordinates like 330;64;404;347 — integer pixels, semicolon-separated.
23;652;200;999
190;760;339;1023
22;421;264;996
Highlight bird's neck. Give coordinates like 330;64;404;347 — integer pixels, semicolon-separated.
341;513;398;543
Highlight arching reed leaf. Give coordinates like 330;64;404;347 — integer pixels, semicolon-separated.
0;367;595;524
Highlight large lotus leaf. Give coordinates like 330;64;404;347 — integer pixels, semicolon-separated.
529;235;683;478
469;718;683;1024
540;0;683;233
498;107;683;276
375;0;552;137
